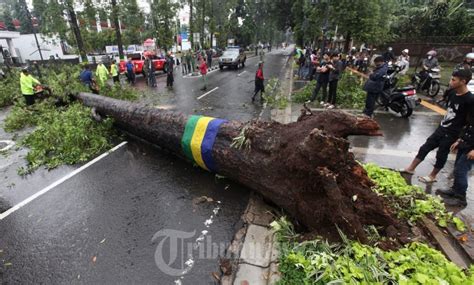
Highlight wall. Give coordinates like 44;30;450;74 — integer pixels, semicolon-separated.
389;42;474;63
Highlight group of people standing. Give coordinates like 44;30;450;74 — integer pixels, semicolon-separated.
180;48;214;76
297;47;344;109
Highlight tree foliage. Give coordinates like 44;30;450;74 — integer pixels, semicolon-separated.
150;0;180;50
390;0;474;42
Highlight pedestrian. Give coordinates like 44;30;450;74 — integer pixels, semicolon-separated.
166;52;174;88
302;49;312;80
199;57;208;91
146;55;156;87
400;69;474;184
95;61;110;89
436;84;474;207
186;50;193;75
362;56;388;117
309;50;318;81
79;64;98;94
206;48;213;71
308;52;330;104
181;51;188;75
110;59;119;84
125;58;136;85
20;67;41;106
259;48;265;63
252;62;265;103
326;53;344;109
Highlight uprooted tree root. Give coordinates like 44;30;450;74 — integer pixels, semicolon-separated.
75;92;413;248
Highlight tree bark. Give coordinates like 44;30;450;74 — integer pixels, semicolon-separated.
344;31;352;53
66;2;87;62
75;92;409;245
111;0;125;59
189;0;194;49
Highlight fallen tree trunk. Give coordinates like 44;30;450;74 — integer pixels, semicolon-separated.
75;92;409;245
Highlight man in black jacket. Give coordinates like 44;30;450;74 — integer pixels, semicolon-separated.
436;72;474;206
400;69;474;184
436;116;474;207
363;56;388;117
326;53;344;108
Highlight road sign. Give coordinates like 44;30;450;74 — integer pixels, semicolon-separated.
193;33;200;43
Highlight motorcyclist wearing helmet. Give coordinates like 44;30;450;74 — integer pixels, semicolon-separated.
382;47;396;63
420;50;440;89
422;50;440;71
397;49;410;75
455;53;474;72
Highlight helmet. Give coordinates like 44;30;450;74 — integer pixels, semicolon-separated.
21;66;29;72
466;53;474;60
388;47;393;51
402;49;409;54
427;50;437;57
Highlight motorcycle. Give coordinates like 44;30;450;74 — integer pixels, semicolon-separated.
411;67;441;97
376;65;418;118
357;57;369;73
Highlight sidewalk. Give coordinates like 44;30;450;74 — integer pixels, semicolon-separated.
219;194;280;285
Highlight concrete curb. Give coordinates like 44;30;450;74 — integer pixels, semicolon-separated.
219;193;280;285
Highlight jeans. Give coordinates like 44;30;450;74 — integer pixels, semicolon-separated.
310;81;328;102
328;80;338;105
202;73;207;89
453;148;474;197
363;92;378;116
416;127;457;169
167;72;174;87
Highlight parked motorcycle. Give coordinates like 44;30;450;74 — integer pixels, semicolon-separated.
377;65;418;118
411;68;441;97
357;57;369;73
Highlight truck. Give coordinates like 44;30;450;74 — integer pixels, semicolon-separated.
119;51;167;76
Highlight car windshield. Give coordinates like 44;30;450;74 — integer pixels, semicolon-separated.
128;53;142;60
222;50;238;57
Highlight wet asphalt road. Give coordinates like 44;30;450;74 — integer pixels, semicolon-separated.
0;49;291;284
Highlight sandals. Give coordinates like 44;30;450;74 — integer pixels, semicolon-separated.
418;176;437;183
397;168;414;175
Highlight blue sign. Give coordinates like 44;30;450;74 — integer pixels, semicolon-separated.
180;33;188;41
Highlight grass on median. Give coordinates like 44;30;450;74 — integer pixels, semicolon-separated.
291;72;366;109
273;216;474;285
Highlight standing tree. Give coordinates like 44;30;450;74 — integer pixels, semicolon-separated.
65;1;87;61
150;0;179;51
120;0;146;46
32;0;87;61
110;0;124;59
15;0;34;34
2;10;16;31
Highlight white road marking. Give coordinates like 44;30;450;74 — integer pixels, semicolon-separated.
197;87;219;100
0;141;128;220
237;70;247;76
350;147;455;161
